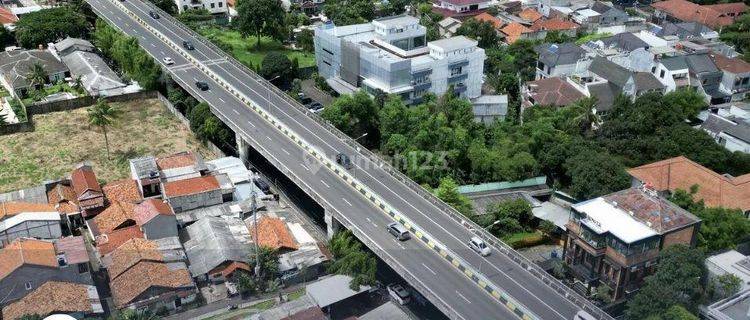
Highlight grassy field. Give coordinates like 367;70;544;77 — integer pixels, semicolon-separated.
0;98;217;193
199;27;316;69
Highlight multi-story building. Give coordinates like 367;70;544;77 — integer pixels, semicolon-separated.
431;0;492;18
564;187;701;301
314;15;485;104
174;0;227;14
711;53;750;102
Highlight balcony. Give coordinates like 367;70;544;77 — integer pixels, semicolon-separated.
606;247;659;267
411;68;432;77
453;83;467;94
412;81;431;91
569;263;600;284
448;73;468;84
449;59;469;69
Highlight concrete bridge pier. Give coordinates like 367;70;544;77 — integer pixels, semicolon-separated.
324;209;342;240
237;135;249;165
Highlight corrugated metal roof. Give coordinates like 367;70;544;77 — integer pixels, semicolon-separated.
183;216;252;276
458;176;547;194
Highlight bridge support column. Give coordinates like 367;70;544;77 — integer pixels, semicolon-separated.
237;135;249;165
324;209;341;240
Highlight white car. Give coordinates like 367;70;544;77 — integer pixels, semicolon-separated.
387;284;411;305
163;57;174;65
469;236;491;256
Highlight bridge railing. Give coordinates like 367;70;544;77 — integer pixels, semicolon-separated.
138;4;611;319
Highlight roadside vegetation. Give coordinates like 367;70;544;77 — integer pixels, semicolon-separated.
0;98;216;192
93;19;163;90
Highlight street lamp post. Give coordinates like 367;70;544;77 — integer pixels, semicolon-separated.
351;133;368;179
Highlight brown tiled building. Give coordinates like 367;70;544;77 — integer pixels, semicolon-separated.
521;77;585;108
564;188;701;301
1;281;103;320
628;156;750;214
254;216;299;254
651;0;747;29
110;261;195;310
71;164;105;216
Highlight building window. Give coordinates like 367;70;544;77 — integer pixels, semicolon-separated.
210;2;215;8
25;282;32;290
218;2;223;7
659;70;665;79
413;35;425;48
78;263;89;274
450;66;463;76
651;66;656;73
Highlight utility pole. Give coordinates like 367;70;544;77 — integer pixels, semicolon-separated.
251;189;260;278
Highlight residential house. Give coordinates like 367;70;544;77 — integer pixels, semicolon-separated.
706;250;750;292
174;0;227;14
47;182;81;231
500;22;534;44
314;15;486;104
588;57;665;99
157;151;209;182
572;8;601;25
134;199;178;240
471;95;509;125
163;174;233;213
253;216;299;254
535;42;589;79
88;201;137;238
53;38;129;96
654;22;718;41
564;187;701;300
431;0;491;18
438;17;462;37
182;216;252;283
711;53;750;101
628;156;750;213
1;281;103;320
589;1;629;26
0;7;18;27
653;54;727;104
706;289;750;320
102;178;143;204
0;238;94;307
474;12;504;30
55;236;92;276
650;55;691;92
71;164;105;217
519;8;544;23
651;0;747;29
96;225;145;256
110;259;195;311
129;156;162;198
701;112;750;154
529;18;580;39
0;49;70;98
0;201;61;246
521;76;585;108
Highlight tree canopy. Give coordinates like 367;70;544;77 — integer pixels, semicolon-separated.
321;90;381;148
15;7;88;48
93;19;162;90
456;18;499;49
234;0;285;48
323;0;375;25
328;230;377;290
260;52;295;84
435;177;473;216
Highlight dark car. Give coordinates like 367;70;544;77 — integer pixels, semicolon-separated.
149;11;160;19
182;40;194;50
195;81;209;91
306;102;323;111
254;178;271;194
336;153;352;170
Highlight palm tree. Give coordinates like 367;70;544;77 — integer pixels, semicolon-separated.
570;96;602;136
25;63;47;91
87;99;121;159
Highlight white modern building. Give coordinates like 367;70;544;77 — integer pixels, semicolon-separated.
314;15;485;104
175;0;227;14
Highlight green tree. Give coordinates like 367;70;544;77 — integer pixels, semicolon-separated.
720;14;750;61
17;315;43;320
260;52;294;83
15;7;88;48
87;99;121;159
321;90;381;148
544;30;575;43
485;199;532;236
93;20;162;90
323;0;375;25
235;0;285;49
253;246;280;282
645;305;698;320
177;9;214;29
296;29;314;52
712;274;742;300
151;0;177;14
661;88;707;120
455;18;499;49
328;230;377;290
237;271;257;295
625;245;705;319
24;62;47;91
435;177;473;216
563;149;629;199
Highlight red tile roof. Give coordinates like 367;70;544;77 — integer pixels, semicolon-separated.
0;8;17;25
0;201;57;220
0;239;58;281
110;261;193;308
652;0;747;28
163;175;220;197
1;281;96;320
71;165;104;211
134;199;174;226
55;236;90;265
436;0;490;6
96;225;145;256
500;22;533;43
108;238;164;280
530;18;579;31
47;183;80;215
103;179;142;204
711;52;750;74
253;217;298;251
519;8;543;22
474;12;503;29
525;77;585;107
627;156;750;211
92;201;136;234
157;151;197;170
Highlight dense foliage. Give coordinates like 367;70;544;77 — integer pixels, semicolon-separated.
323;0;375;25
328;230;377;290
260;52;297;85
93;20;162;90
720;14;750;61
456;18;499;49
234;0;285;48
15;7;88;48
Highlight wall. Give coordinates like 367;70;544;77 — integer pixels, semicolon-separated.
0;265;93;307
167;189;222;212
0;219;62;245
662;225;696;248
142;215;179;240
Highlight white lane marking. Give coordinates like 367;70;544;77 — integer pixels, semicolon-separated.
218;97;225;103
247;121;255;128
320;180;330;188
280;148;290;155
342;198;353;207
116;16;122;21
265;136;272;141
150;43;156;47
395;240;406;249
301;164;310;171
160;51;166;56
232;109;240;115
366;217;377;228
456;291;471;304
422;263;437;275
